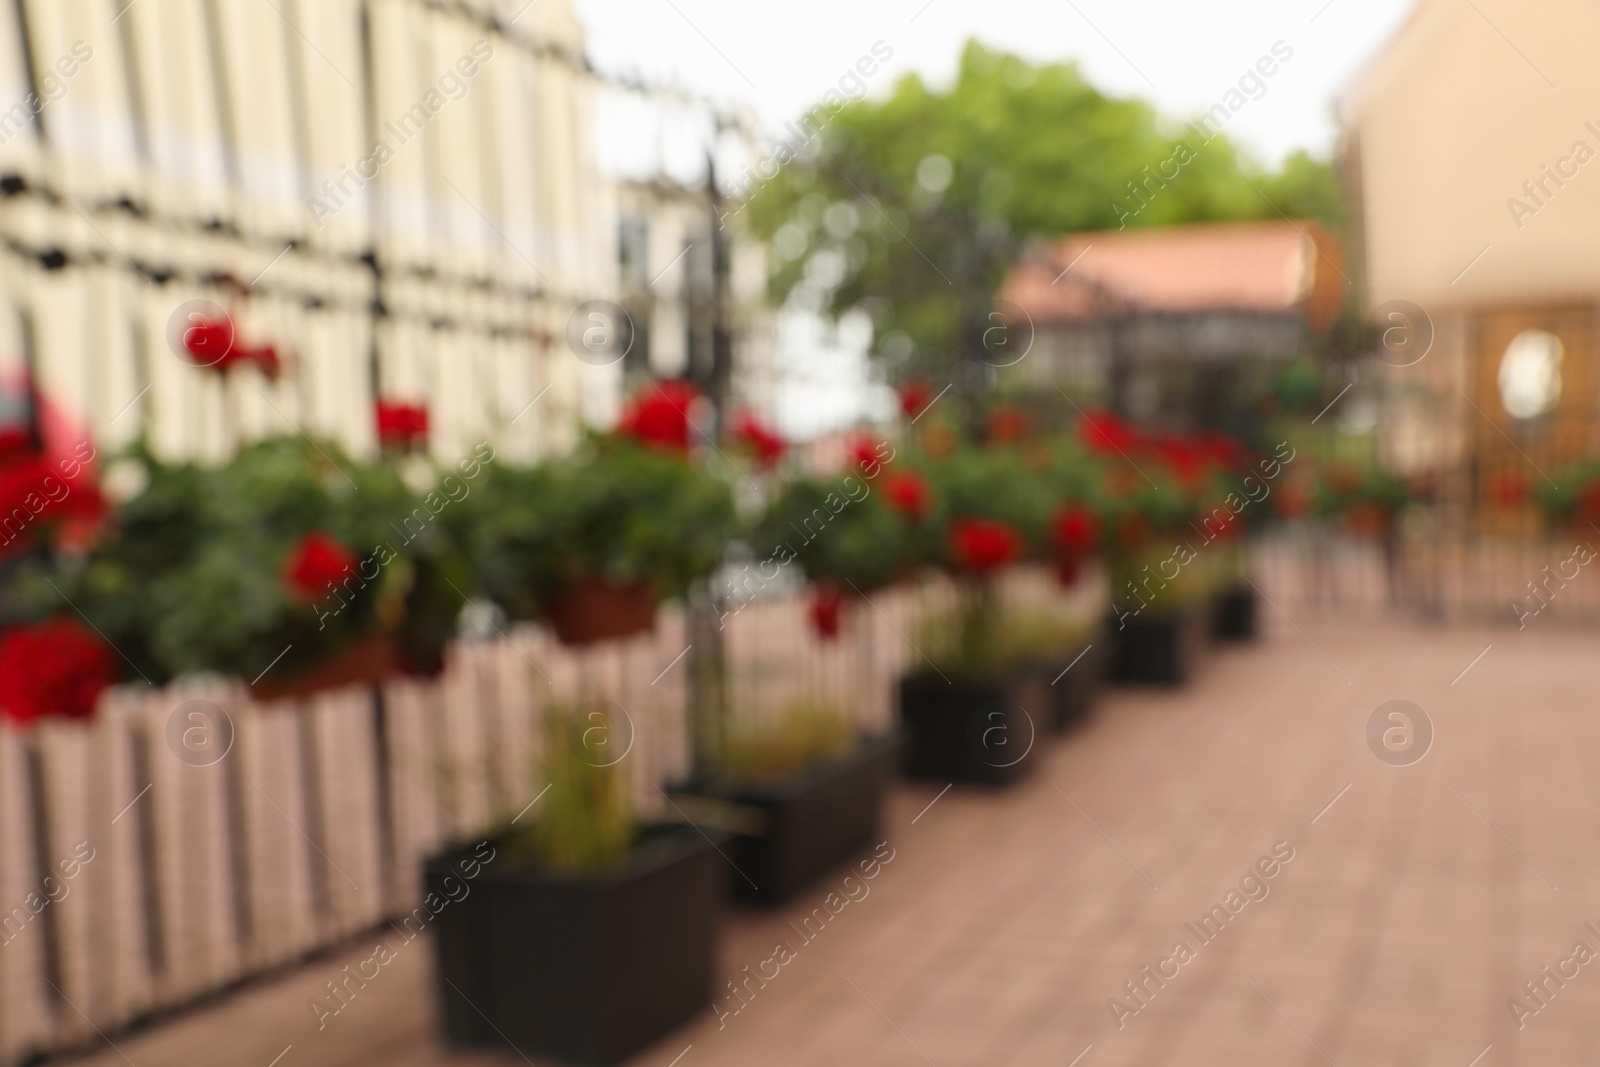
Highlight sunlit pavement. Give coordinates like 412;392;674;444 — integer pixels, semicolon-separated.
68;617;1595;1067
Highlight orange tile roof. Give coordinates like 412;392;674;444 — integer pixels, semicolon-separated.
1001;219;1345;331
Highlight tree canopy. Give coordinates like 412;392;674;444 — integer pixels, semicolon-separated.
743;41;1345;380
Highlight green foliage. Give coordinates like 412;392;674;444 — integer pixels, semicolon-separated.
751;470;930;591
746;40;1345;377
1534;462;1600;525
1313;459;1409;519
468;438;738;617
508;705;632;875
6;437;474;686
712;700;858;785
922;445;1054;556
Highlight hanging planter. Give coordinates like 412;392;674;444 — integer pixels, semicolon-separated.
542;577;659;646
466;380;736;648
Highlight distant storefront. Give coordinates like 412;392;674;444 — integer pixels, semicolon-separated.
999;219;1344;437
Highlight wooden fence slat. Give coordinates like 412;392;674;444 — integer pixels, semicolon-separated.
0;728;52;1064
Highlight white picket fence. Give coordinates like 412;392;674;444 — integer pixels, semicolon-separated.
0;582;938;1065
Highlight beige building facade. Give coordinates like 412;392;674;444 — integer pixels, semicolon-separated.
0;0;616;466
1345;0;1600;500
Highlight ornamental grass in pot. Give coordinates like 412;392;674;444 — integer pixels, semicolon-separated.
671;699;897;904
429;704;723;1067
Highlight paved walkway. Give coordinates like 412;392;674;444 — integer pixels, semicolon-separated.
65;618;1600;1067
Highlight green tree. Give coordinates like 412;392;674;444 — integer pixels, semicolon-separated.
745;41;1344;383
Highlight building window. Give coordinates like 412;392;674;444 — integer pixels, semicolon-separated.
1497;329;1563;420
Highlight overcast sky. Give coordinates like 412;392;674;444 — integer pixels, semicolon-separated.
574;0;1415;167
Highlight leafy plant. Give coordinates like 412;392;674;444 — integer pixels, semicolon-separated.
469;437;737;618
6;437;474;687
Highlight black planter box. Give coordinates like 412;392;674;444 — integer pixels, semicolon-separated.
898;673;1042;785
673;735;897;904
1040;639;1108;732
427;825;722;1067
1108;607;1206;686
1210;584;1258;640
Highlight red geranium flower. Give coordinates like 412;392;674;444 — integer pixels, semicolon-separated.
0;618;115;724
988;406;1030;444
948;517;1023;576
1079;409;1140;456
618;380;699;453
1050;503;1100;557
1151;433;1206;488
376;400;430;449
0;435;106;558
1489;471;1529;510
284;531;357;600
182;315;235;367
849;436;888;477
884;471;931;521
809;586;844;640
897;379;934;420
731;410;785;469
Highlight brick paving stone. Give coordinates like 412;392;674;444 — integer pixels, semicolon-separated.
61;618;1600;1067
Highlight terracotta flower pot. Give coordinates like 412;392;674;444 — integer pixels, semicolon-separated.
544;579;658;646
254;634;396;702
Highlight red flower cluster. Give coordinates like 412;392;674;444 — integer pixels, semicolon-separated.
1078;409;1141;456
283;531;357;600
0;618;115;725
897;379;934;420
883;471;931;521
1079;411;1252;490
1049;503;1099;587
1050;504;1099;556
849;436;889;477
809;586;844;640
182;316;281;378
0;433;105;558
618;380;699;454
948;517;1023;576
376;400;429;449
731;410;786;469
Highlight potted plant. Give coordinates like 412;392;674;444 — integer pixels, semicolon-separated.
1083;414;1213;686
897;445;1052;785
669;699;896;903
468;381;737;646
428;705;723;1066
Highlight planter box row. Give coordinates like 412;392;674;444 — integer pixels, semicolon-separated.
429;588;1256;1065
